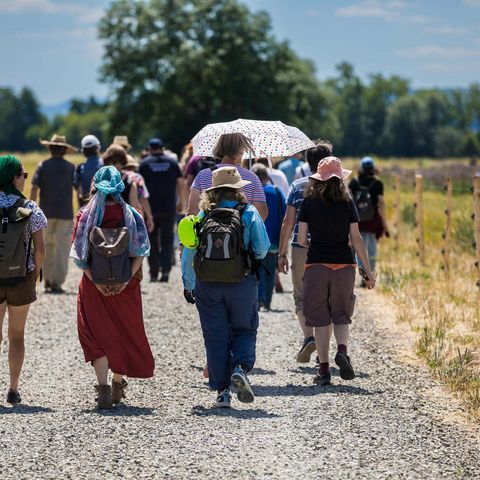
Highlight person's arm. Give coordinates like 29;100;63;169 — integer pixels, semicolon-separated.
128;182;143;212
253;201;268;221
32;230;45;280
185;174;195;190
30;185;39;203
377;195;388;232
186;188;201;216
248;206;270;259
140;197;154;233
350;222;376;289
297;221;309;248
131;256;143;276
277;205;296;274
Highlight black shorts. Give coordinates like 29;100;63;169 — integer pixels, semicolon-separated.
0;272;37;306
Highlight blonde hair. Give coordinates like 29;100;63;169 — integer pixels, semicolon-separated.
199;187;247;211
212;133;255;160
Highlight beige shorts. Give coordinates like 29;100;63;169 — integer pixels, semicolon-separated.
290;246;308;313
0;272;37;306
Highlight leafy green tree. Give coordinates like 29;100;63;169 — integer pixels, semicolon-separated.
462;132;480;156
98;0;328;151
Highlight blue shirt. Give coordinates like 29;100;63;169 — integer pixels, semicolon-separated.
263;184;286;250
75;156;103;197
277;157;304;185
181;200;270;291
286;177;309;248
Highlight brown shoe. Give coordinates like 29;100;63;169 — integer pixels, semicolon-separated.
95;384;113;409
111;379;128;404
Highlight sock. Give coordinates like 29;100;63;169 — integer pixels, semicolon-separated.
319;362;330;374
338;344;347;354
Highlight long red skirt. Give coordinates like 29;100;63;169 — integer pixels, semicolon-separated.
77;274;155;378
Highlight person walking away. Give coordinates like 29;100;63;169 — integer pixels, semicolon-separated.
0;155;47;404
186;133;268;221
294;161;312;181
277;141;333;363
75;135;103;209
180;166;269;407
277;152;305;185
185;156;221;190
71;166;154;409
251;164;286;311
254;157;289;197
348;157;389;284
31;134;76;294
112;135;132;152
297;157;375;386
139;138;184;283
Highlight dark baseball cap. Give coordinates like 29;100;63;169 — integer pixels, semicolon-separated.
148;138;164;148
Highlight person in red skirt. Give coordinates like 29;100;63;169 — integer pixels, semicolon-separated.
71;166;154;409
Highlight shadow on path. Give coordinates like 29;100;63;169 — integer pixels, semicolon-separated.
254;383;379;397
191;405;280;419
0;405;54;415
290;366;370;379
81;405;155;416
250;367;277;376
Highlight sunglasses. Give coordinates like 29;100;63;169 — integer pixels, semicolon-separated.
17;171;28;179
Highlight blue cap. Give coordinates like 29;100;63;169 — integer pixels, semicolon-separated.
360;156;374;168
148;138;164;148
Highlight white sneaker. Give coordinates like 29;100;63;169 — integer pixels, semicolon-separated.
215;389;232;408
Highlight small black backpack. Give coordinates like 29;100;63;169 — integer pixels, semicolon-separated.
0;199;33;286
194;204;251;283
353;181;378;222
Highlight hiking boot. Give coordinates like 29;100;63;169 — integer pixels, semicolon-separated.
44;281;52;293
6;389;22;404
50;284;65;294
150;275;157;283
95;384;113;409
296;336;316;363
230;365;254;404
215;389;232;408
335;352;356;380
111;379;128;404
159;273;169;283
313;371;331;386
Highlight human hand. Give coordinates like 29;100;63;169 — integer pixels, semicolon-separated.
277;255;289;274
146;216;154;233
108;283;128;295
95;284;111;296
365;272;376;289
183;289;195;304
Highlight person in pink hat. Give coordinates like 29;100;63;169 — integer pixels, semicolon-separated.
297;157;375;386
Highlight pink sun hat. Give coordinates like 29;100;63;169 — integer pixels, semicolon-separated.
309;156;352;182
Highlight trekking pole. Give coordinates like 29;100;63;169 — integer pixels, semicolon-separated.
441;177;452;274
393;174;401;253
473;174;480;289
414;174;425;266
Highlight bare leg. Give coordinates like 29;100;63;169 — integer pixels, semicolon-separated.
314;325;331;363
333;324;349;348
7;304;30;391
112;373;124;383
93;356;109;385
0;301;7;350
297;310;314;338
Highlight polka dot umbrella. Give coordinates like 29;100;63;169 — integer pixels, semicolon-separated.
191;119;315;159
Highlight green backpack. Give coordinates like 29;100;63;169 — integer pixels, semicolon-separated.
0;199;33;286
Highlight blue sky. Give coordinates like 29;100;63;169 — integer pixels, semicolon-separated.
0;0;479;105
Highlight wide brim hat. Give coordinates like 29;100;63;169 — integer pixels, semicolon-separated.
39;134;78;154
310;156;352;182
125;154;140;169
205;166;251;192
113;135;132;150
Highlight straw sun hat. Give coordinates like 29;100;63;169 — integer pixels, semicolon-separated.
309;156;352;182
39;134;77;153
205;166;251;192
113;135;131;150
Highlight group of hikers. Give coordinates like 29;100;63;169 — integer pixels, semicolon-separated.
0;130;388;409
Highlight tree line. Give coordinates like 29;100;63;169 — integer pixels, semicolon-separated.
1;0;479;158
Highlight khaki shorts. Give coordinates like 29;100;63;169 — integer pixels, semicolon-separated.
290;246;308;313
0;272;37;306
303;265;356;327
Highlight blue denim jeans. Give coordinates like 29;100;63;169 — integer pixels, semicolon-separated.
258;252;278;309
357;231;377;272
194;274;259;391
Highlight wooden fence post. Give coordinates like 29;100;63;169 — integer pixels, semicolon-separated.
394;174;401;252
415;174;425;266
442;177;452;273
473;174;480;288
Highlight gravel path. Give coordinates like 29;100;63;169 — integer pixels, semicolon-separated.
0;262;479;479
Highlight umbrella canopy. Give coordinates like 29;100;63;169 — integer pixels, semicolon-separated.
191;119;315;159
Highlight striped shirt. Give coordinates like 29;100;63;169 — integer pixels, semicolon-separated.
191;164;266;203
286;176;309;248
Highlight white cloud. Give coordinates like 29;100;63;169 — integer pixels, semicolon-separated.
398;45;480;59
335;1;405;21
0;0;104;23
423;61;480;72
426;26;469;35
407;15;430;23
463;0;480;5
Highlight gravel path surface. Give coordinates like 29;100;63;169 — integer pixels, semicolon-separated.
0;263;479;479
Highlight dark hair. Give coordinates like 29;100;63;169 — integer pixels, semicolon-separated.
359;166;377;178
251;163;269;183
103;144;127;167
306;140;333;173
304;177;350;203
83;145;99;158
49;145;67;157
255;157;269;167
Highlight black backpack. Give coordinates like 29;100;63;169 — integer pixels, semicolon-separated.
197;157;220;173
353;181;378;222
194;204;251;283
0;199;33;286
